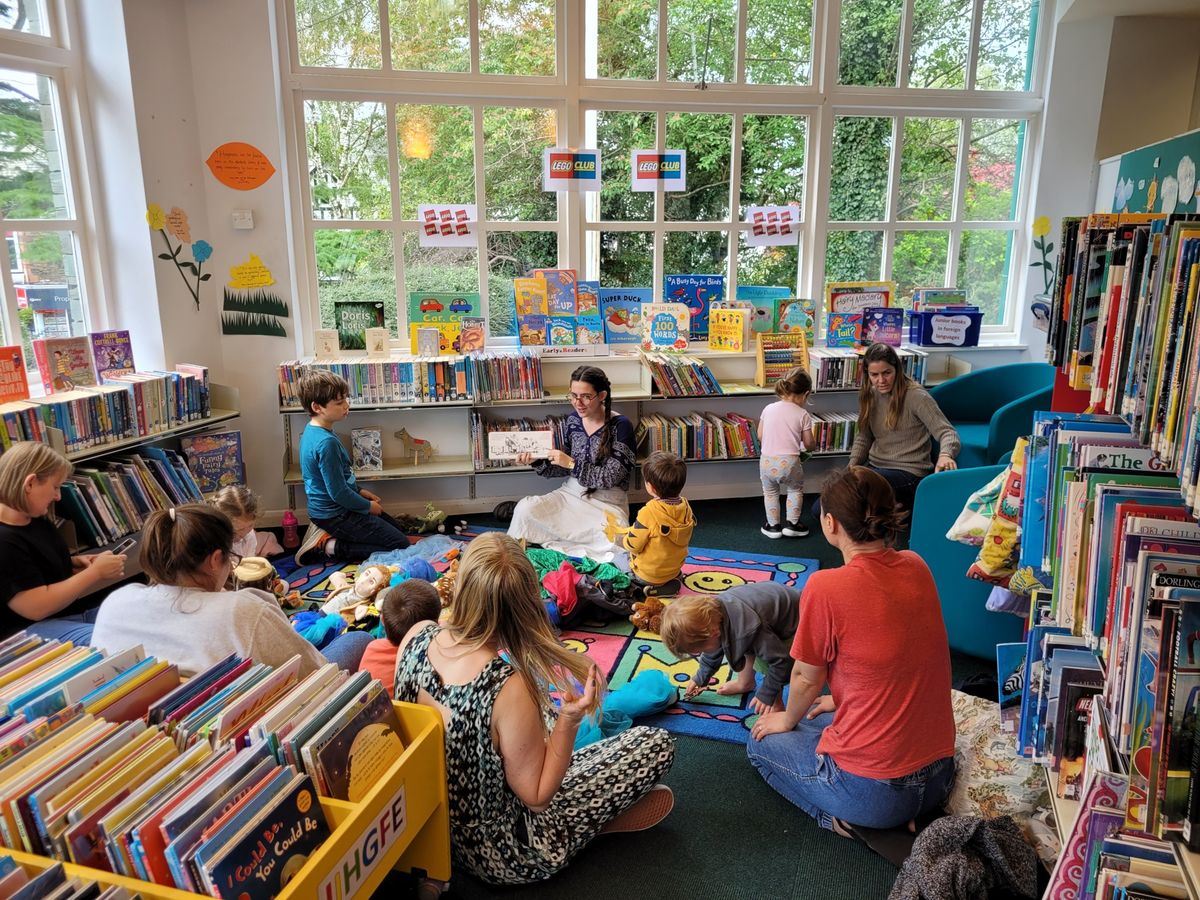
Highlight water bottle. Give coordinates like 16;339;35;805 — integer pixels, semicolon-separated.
282;510;300;550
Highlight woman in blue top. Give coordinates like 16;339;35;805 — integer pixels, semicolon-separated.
508;366;635;562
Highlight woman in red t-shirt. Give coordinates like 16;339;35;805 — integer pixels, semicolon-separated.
747;466;956;833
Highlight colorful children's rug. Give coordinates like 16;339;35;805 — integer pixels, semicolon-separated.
282;536;817;746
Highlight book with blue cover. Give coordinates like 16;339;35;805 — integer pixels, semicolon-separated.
860;307;905;347
576;280;600;316
179;431;246;493
531;268;578;316
599;288;649;347
735;285;791;333
664;274;724;339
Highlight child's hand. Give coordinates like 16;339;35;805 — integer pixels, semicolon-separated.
749;696;775;716
360;488;381;502
368;499;383;515
683;679;706;700
806;695;836;719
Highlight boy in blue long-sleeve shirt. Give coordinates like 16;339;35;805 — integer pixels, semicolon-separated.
295;370;410;564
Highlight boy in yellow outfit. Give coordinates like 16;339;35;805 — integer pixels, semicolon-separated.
605;451;695;598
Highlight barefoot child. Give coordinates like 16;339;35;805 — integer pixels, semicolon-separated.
660;583;801;716
759;367;817;538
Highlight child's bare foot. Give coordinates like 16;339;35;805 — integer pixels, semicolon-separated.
715;674;757;696
830;817;855;839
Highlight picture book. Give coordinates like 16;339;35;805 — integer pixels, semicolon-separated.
531;268;578;316
576;280;600;316
0;346;27;403
489;430;555;460
664;273;725;338
179;431;246;493
415;326;441;357
912;287;969;310
575;315;604;345
332;301;385;351
996;642;1025;734
31;337;97;395
777;298;816;343
825;312;862;348
517;315;548;347
313;329;338;360
89;331;135;380
513;277;550;317
408;322;460;356
407;291;478;324
364;327;390;358
641;302;690;352
458;317;485;352
707;308;748;352
736;285;791;333
599;288;649;347
860;307;905;347
548;318;576;346
826;281;895;315
350;428;383;471
315;688;405;802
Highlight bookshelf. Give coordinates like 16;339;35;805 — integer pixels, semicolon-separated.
1043;764;1081;846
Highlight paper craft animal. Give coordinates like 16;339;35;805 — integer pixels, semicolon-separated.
395;427;433;463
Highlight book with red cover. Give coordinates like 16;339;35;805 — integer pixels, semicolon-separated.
30;336;97;395
0;346;28;403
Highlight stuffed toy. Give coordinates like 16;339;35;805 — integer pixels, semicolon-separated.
233;557;303;609
437;557;459;608
629;596;666;634
392;502;449;535
320;564;393;621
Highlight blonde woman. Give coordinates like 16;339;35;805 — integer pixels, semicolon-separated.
394;532;675;885
0;442;126;642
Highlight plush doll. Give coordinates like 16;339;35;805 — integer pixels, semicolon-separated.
233;557;303;609
437;557;459;608
320;564;393;621
629;596;667;634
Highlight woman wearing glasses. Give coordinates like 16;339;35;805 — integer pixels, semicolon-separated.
91;504;372;677
508;366;635;562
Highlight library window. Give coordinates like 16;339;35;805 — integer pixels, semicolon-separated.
286;0;1043;342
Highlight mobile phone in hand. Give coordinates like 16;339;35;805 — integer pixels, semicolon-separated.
111;537;137;555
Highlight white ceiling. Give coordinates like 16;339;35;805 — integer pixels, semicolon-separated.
1059;0;1200;22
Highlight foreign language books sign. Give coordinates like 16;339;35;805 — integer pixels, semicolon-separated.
630;150;687;192
542;149;602;192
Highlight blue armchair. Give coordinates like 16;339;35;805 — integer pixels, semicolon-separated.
910;465;1024;659
928;363;1054;467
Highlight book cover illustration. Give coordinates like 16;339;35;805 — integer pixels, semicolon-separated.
416;327;441;357
32;336;97;394
825;312;862;348
996;642;1026;734
407;292;478;323
316;689;406;802
518;315;548;347
576;280;600;316
350;428;382;471
488;430;555;460
513;277;549;317
0;345;27;403
89;330;135;379
736;285;791;333
826;281;895;315
332;301;385;351
599;289;649;346
912;287;969;310
860;307;905;347
531;268;577;316
707;308;747;352
777;298;815;342
409;322;461;355
179;431;246;492
641;302;690;352
664;273;724;338
575;315;605;345
313;329;339;360
548;318;576;346
364;327;390;357
458;317;486;352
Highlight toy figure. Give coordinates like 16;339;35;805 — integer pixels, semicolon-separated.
320;564;393;620
232;556;303;609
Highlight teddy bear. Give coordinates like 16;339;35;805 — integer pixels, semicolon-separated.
629;596;666;634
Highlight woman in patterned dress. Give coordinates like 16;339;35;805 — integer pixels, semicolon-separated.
393;531;675;885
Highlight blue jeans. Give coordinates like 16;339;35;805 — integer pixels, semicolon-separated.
746;712;956;830
321;630;374;671
865;465;924;513
312;510;410;562
25;608;99;645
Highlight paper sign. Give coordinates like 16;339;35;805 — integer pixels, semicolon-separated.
542;149;602;192
228;254;276;289
205;141;276;190
630;150;687;192
745;205;800;247
931;314;972;345
416;204;477;248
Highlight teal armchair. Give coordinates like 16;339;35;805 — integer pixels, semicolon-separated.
928;363;1054;468
910;465;1025;659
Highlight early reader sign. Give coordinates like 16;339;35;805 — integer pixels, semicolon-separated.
542;149;602;191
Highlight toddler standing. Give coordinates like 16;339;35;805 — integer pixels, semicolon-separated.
758;367;816;538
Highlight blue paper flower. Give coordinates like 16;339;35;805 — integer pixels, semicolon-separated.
192;239;212;263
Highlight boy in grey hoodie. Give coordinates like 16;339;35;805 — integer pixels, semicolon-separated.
660;582;801;716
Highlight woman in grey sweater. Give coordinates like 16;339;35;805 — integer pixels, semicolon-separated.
848;343;960;513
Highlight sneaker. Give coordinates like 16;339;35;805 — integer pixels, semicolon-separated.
761;522;783;539
294;524;331;565
601;785;674;834
782;520;810;538
643;578;681;599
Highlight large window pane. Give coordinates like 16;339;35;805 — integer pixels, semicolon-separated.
480;0;556;76
908;0;969;89
0;1;47;37
664;231;728;281
976;0;1037;92
403;233;478;329
830;116;892;222
594;0;657;80
738;238;799;295
965;119;1023;221
599;231;653;288
294;0;381;69
892;230;949;307
315;230;395;337
665;112;732;222
396;104;474;219
0;71;69;219
389;0;469;73
667;0;736;84
487;231;557;338
957;229;1014;324
484;107;558;221
14;230;86;378
898;118;959;221
825;230;883;283
740;115;806;218
839;0;901;86
590;110;655;222
745;0;813;85
305;100;390;220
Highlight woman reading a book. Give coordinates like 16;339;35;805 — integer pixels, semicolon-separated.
90;504;372;676
748;466;956;836
849;342;959;513
394;531;675;885
507;365;636;562
0;442;129;643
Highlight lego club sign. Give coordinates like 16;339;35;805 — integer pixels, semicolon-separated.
542;149;602;192
630;150;687;192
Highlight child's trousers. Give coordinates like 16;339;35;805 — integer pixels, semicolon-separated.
760;455;805;525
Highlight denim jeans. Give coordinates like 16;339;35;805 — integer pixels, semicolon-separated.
321;630;374;671
865;465;924;513
312;509;411;562
746;712;956;830
25;608;99;645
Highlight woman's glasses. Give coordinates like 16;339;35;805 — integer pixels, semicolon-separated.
226;551;243;568
567;392;597;403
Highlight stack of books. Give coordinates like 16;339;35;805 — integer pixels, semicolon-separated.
471;413;567;469
641;353;723;397
635;412;759;462
277;357;474;406
806;347;927;391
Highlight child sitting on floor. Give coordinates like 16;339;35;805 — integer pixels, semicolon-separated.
211;485;283;559
605;451;694;598
660;583;801;716
358;579;441;685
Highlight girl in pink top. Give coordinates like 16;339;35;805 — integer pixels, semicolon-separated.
757;367;816;538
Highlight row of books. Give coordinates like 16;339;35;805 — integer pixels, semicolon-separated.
635;412;760;462
470;413;567;469
807;347;929;391
56;447;204;549
0;854;141;900
641;353;723;397
810;413;859;454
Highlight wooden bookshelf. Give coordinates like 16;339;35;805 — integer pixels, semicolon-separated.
285;455;476;484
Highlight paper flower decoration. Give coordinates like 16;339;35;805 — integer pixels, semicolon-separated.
147;203;213;310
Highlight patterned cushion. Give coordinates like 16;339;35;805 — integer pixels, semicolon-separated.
949;689;1058;864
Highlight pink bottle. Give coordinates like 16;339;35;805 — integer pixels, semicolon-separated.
282;510;300;550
